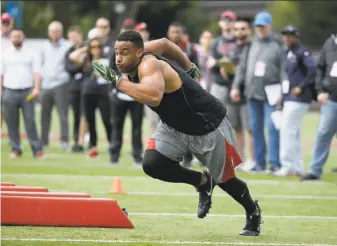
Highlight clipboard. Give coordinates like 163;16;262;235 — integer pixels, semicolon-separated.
219;58;235;74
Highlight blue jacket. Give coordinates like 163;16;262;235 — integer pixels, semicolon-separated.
283;42;316;103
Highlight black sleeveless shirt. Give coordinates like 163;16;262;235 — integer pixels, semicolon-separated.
128;52;226;136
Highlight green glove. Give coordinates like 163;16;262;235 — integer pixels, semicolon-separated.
92;60;121;86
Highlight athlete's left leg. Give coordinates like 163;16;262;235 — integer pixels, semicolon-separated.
191;117;262;236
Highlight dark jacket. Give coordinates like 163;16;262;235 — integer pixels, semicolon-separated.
316;35;337;102
65;45;85;91
211;35;236;86
226;41;250;105
179;40;199;68
283;42;316;103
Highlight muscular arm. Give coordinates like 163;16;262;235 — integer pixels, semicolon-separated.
116;58;165;107
144;38;191;71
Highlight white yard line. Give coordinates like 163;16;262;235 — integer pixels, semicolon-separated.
1;238;336;246
124;191;337;200
128;212;337;220
2;173;335;186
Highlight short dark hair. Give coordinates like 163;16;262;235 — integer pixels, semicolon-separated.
68;25;82;34
116;30;144;49
169;21;185;31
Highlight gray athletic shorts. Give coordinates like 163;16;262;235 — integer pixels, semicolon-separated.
146;117;243;184
226;103;249;131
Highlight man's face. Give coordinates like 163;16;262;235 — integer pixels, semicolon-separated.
282;34;297;48
67;31;82;45
199;31;213;48
167;25;183;44
48;25;62;42
1;19;13;36
96;19;110;39
254;25;271;39
234;21;249;41
218;19;235;33
11;30;24;48
115;41;142;73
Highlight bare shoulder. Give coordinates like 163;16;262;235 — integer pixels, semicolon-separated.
138;55;163;77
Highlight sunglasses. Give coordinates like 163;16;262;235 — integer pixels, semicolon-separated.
96;25;109;29
90;45;102;49
235;27;246;31
2;20;10;25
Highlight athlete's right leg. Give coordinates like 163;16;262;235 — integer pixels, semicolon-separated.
143;149;203;185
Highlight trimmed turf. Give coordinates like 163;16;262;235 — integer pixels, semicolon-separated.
1;109;337;246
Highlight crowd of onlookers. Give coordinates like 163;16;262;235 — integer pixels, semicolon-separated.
1;10;336;181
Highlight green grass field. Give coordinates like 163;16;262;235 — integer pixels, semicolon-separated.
1;109;337;246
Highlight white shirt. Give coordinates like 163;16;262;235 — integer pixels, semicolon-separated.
1;45;40;89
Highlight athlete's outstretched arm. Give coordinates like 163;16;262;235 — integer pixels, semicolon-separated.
116;58;165;107
144;38;191;71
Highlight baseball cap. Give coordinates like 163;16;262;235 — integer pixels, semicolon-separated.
88;28;101;40
136;22;148;32
220;10;237;21
1;13;13;22
123;18;135;29
281;25;300;37
253;12;272;26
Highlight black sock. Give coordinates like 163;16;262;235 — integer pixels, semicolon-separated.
143;150;202;186
218;177;256;214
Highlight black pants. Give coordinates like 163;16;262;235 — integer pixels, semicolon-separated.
110;96;143;161
83;94;112;147
69;90;82;144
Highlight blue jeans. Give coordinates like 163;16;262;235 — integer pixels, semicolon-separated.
248;99;280;169
308;99;337;178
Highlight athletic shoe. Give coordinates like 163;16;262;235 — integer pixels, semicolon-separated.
332;168;337;173
272;166;290;177
196;170;216;218
133;157;143;168
88;147;99;158
10;151;21;159
35;152;46;159
300;173;320;181
240;200;262;236
242;159;257;172
71;145;84;153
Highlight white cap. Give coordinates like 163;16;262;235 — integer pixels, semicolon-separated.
88;28;101;40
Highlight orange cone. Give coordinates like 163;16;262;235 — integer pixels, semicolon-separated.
110;177;127;194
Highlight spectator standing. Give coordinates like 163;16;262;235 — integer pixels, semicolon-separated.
167;22;199;66
40;21;72;150
209;10;237;105
1;29;44;158
167;21;199;168
136;22;160;134
274;26;316;177
70;38;112;158
231;12;286;173
301;34;337;181
197;30;215;93
108;22;144;166
1;13;14;51
227;19;254;169
65;25;86;152
95;17;113;56
1;13;14;130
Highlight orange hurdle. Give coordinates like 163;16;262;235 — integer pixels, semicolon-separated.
0;182;16;187
1;191;91;198
0;186;48;192
1;196;134;228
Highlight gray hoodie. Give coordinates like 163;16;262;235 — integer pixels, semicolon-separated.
233;35;286;101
